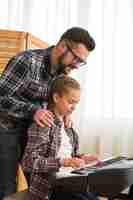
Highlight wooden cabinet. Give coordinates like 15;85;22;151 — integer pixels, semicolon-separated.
0;29;48;74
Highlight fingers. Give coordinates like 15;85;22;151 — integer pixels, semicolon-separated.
71;158;85;168
81;154;98;164
64;115;73;128
63;158;85;168
33;109;54;127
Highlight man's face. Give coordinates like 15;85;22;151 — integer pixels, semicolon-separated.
57;42;90;75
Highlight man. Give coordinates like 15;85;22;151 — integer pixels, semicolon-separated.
0;27;95;199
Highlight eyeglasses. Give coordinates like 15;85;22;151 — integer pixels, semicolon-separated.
66;44;87;66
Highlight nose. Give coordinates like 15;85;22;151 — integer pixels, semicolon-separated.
70;105;76;112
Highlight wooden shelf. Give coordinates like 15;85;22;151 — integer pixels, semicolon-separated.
0;29;48;74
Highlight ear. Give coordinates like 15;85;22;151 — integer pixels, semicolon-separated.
53;93;60;104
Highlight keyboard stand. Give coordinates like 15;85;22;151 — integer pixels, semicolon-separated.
52;156;133;200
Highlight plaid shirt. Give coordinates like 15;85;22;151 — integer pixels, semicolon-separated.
21;116;79;200
0;47;57;128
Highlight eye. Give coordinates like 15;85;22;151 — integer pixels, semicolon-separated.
66;43;86;66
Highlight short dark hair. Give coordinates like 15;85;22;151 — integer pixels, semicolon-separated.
48;75;80;107
60;27;95;51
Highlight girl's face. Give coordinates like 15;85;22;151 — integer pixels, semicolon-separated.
53;88;80;116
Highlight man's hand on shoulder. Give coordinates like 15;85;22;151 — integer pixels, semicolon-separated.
33;108;54;127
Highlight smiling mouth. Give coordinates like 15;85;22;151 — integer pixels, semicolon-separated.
72;65;79;69
68;64;78;70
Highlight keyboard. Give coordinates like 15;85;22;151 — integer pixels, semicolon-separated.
71;156;128;175
53;156;133;194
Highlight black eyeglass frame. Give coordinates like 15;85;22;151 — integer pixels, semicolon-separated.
66;44;87;66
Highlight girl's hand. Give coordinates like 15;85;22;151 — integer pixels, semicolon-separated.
63;157;85;168
80;154;98;164
63;115;73;128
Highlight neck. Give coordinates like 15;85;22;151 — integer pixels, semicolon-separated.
51;47;59;65
48;104;64;121
54;108;64;121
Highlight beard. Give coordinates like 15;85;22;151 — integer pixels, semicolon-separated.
56;55;74;75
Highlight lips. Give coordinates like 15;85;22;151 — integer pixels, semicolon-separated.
70;64;79;69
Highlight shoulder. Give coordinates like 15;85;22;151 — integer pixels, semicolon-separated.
26;123;51;149
28;122;50;137
65;127;78;138
14;48;47;61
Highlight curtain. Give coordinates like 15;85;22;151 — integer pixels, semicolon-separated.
0;0;133;159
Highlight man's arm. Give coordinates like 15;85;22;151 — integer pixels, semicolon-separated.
0;53;39;120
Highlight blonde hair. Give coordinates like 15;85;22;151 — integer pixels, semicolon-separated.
48;75;80;106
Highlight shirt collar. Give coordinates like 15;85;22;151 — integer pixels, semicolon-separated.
43;46;60;78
